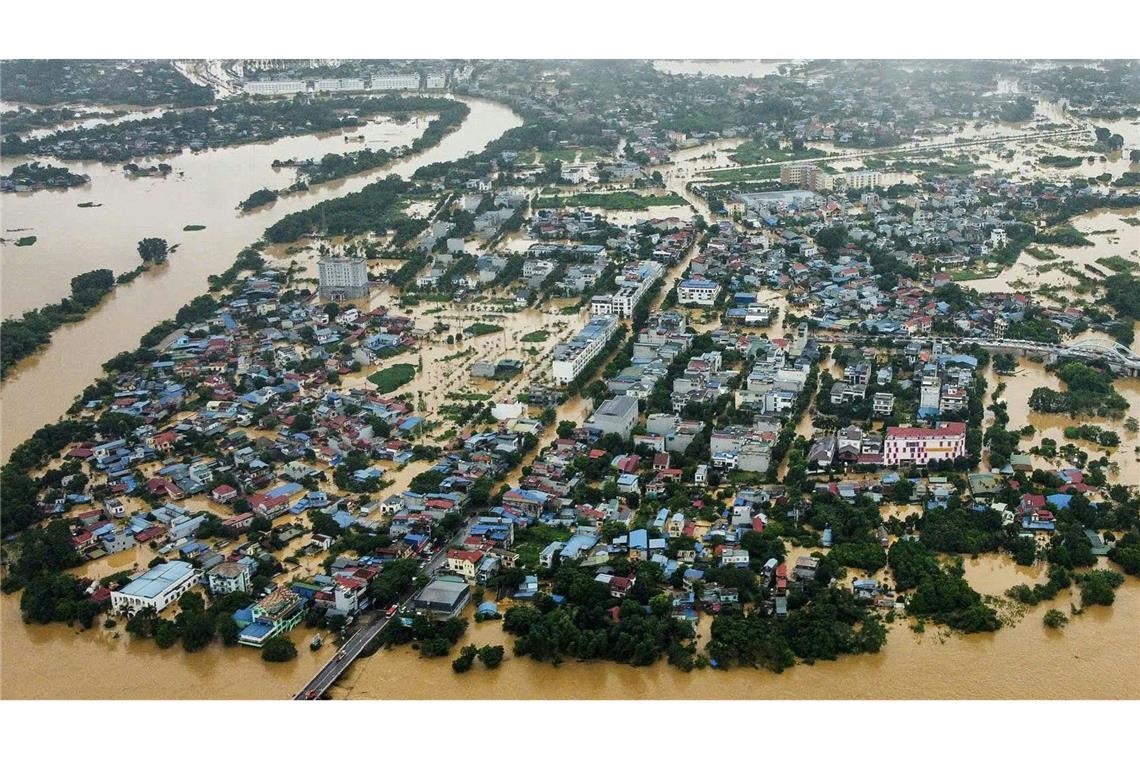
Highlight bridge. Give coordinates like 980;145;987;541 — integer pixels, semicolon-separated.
689;127;1092;184
293;518;468;700
814;333;1140;377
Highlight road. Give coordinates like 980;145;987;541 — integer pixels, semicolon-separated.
293;515;471;699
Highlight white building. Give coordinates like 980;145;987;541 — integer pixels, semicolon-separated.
111;561;201;616
586;395;639;440
589;261;664;318
206;561;252;596
318;256;369;301
676;278;721;305
551;315;620;385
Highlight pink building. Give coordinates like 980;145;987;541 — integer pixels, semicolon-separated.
883;422;967;467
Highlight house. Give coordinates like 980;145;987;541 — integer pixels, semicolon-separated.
873;392;895;416
207;561;252;596
447;549;485;582
210;484;238;504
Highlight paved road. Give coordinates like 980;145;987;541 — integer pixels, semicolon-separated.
293;516;473;699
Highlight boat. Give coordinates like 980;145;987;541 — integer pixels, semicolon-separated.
309;634;323;651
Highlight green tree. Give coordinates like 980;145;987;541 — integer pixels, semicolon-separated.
477;644;504;669
261;635;298;662
137;237;170;264
452;644;478;673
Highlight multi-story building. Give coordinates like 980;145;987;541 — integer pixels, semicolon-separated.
676;278;721;305
236;587;306;647
551;315;620;385
111;561;201;616
873;392;896;416
883;422;967;467
589;261;664;318
206;561;252;596
447;549;485;582
585;395;639;440
780;163;880;192
318;256;369;301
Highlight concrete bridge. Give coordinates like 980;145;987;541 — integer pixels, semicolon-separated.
293;517;470;700
814;333;1140;377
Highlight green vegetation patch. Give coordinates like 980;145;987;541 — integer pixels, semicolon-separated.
730;141;829;165
533;191;686;211
367;363;417;393
464;322;504;337
1096;255;1137;273
520;330;551;343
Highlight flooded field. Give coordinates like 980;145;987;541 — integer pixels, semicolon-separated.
966;208;1140;296
984;357;1140;486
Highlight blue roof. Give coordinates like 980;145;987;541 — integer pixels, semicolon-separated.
266;482;303;499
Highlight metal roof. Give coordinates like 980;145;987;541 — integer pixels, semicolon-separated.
118;561;196;599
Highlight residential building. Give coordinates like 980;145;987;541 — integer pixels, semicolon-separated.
551;315;620;385
318;256;369;301
207;561;252;596
676;278;721;306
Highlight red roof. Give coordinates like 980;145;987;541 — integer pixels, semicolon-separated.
886;421;967;439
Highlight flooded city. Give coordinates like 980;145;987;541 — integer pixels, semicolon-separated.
2;55;1138;709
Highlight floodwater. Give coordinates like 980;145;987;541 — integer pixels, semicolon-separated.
331;561;1140;700
0;593;326;699
0;96;523;461
985;357;1140;486
966;208;1140;296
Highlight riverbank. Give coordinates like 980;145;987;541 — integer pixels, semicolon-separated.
0;95;523;461
336;560;1140;700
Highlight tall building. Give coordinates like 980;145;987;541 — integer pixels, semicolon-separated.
318;256;369;301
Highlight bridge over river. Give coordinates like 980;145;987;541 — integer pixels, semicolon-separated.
815;333;1140;377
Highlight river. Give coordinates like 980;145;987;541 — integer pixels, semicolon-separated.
5;546;1135;700
0;96;523;461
